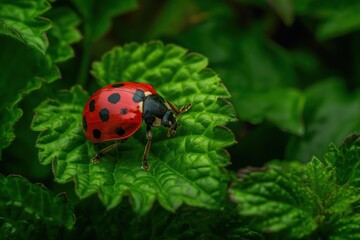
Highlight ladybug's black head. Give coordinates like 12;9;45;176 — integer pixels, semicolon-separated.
143;94;191;136
161;110;177;127
162;110;178;136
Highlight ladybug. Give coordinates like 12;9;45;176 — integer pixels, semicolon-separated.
82;82;191;171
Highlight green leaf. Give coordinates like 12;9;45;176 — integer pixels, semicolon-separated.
31;41;237;215
72;198;263;240
174;6;304;135
317;3;360;40
71;0;137;40
286;79;360;162
0;175;75;239
293;0;360;39
324;134;360;187
219;32;304;135
268;0;295;26
231;139;360;239
230;167;318;238
45;7;82;63
0;5;81;158
0;36;59;159
329;214;360;240
0;0;51;54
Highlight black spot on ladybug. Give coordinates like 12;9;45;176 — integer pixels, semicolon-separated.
89;99;95;112
82;116;87;132
133;89;145;102
115;127;125;136
93;129;101;139
120;108;128;114
108;93;120;104
99;108;110;121
112;83;125;88
130;117;134;120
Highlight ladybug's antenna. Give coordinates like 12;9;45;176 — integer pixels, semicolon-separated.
178;103;192;116
166;103;192;137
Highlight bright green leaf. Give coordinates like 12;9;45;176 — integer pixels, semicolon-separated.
46;7;82;63
0;175;75;239
329;214;360;240
0;0;51;54
31;41;237;215
71;0;137;40
286;79;360;162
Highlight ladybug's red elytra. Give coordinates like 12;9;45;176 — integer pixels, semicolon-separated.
82;82;191;171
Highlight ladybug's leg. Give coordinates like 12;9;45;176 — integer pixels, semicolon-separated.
142;125;152;171
92;139;127;164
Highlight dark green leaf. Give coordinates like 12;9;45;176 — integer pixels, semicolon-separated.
230;155;360;239
286;79;360;162
0;5;81;158
0;0;51;54
268;0;295;26
324;134;360;187
175;6;304;135
0;37;59;159
0;175;75;239
230;166;318;239
31;41;237;215
71;0;137;40
317;3;360;40
46;7;82;63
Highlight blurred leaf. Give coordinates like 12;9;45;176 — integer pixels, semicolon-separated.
71;0;137;40
317;3;360;40
31;42;237;215
293;0;360;39
268;0;295;26
230;146;360;239
46;7;82;63
0;37;59;159
0;0;51;54
0;175;75;239
219;33;304;135
286;79;360;162
174;2;305;135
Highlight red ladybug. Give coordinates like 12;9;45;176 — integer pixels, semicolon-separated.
82;82;191;171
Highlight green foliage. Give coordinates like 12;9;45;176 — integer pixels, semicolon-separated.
0;0;51;54
230;134;360;239
31;42;236;215
0;175;75;239
71;0;137;41
1;0;360;239
287;79;360;162
0;3;81;158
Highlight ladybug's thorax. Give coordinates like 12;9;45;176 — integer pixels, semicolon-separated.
143;94;177;128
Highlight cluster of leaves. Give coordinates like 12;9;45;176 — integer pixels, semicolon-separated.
0;0;360;239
